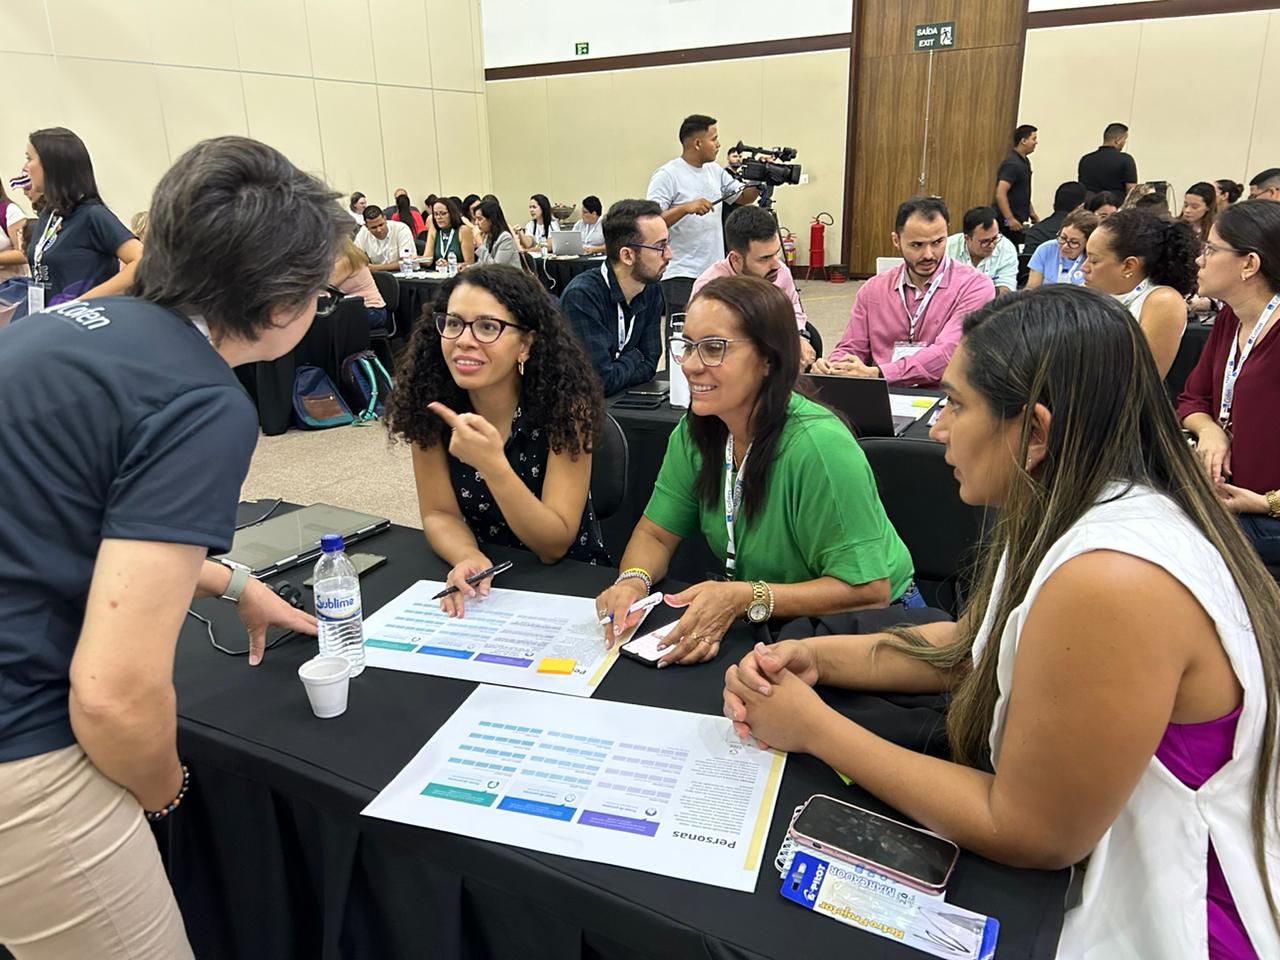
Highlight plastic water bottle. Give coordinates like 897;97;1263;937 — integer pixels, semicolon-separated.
314;534;365;677
400;245;417;275
447;252;458;277
668;314;690;408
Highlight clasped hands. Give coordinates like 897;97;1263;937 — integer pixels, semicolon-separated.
722;640;834;753
810;355;880;379
595;579;753;666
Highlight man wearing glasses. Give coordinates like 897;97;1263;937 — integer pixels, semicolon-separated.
560;199;669;396
945;206;1017;295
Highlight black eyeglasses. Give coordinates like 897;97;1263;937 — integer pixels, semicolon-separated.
316;285;346;317
628;240;671;255
435;312;529;343
669;336;750;367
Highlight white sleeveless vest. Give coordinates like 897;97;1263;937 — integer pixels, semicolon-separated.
971;484;1280;958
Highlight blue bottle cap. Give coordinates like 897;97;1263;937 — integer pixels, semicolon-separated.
320;533;344;552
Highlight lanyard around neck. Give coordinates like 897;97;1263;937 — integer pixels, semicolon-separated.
1219;293;1280;426
601;262;635;353
438;229;455;257
32;214;63;270
897;257;948;342
724;435;751;577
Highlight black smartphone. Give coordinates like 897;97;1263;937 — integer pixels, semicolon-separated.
626;386;669;398
788;794;959;893
612;397;662;410
619;625;673;668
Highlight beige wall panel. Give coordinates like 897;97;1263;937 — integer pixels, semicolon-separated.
315;80;387;198
0;7;53;55
306;0;376;83
378;85;440;204
1019;22;1142;214
761;49;848;262
0;53;64;217
427;0;478;91
1244;13;1280;184
433;91;484;196
544;72;619;211
55;58;169;218
147;0;239;70
474;91;493;195
242;73;325;179
1129;12;1267;199
368;0;433;88
231;0;312;76
156;66;249;161
484;78;549;214
468;0;486;94
46;0;152;62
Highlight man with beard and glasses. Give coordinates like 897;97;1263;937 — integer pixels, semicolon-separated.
815;196;995;388
561;199;671;396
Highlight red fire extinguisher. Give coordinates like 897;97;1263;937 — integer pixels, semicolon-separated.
809;212;834;269
781;229;796;267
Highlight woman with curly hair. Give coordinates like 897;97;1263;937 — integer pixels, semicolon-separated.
1082;207;1200;377
387;265;608;617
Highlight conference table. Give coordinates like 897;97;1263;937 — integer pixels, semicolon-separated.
392;271;447;340
532;252;605;297
154;506;1069;960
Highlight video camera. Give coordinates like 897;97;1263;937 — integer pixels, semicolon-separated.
729;141;802;187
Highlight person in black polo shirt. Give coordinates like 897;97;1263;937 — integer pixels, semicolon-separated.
1078;123;1138;198
560;198;670;396
993;123;1039;247
0;137;347;958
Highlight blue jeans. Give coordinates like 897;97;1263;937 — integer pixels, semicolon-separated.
1238;514;1280;566
366;306;388;330
895;583;926;609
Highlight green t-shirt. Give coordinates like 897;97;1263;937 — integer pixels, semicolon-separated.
643;393;914;598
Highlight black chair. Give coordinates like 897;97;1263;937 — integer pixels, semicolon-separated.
804;320;823;358
859;437;987;615
369;271;400;372
589;413;629;521
1165;320;1211;403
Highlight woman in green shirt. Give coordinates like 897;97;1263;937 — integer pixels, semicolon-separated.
596;275;915;666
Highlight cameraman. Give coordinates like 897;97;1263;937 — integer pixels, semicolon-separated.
646;114;757;317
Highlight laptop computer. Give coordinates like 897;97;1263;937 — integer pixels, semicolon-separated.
803;374;915;438
548;230;584;256
214;503;391;578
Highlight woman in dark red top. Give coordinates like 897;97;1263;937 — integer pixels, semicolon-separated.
1178;200;1280;564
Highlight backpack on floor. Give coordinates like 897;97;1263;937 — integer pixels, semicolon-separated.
292;364;354;428
340;349;394;424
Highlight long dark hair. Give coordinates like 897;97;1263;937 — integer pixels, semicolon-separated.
394;193;416;227
1096;208;1199;295
686;276;802;521
529;193;553;228
1183;180;1218;236
883;284;1280;919
431;196;464;231
1217;179;1244;205
386;265;602;458
476;196;512;242
29;127;101;216
1215;200;1280;294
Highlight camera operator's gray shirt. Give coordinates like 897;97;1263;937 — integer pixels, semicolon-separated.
646;157;742;280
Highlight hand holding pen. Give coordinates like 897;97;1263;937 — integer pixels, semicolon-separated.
435;558;513;618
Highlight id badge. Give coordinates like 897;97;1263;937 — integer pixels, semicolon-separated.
891;341;924;363
26;281;47;315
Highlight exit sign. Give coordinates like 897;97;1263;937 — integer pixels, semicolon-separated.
913;21;955;51
574;42;589;56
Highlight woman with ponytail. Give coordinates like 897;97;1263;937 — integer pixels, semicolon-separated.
1081;207;1200;376
724;284;1280;958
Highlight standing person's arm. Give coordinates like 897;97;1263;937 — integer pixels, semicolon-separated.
82;237;143;299
648;167;712;227
1123;155;1138;196
995;180;1021;232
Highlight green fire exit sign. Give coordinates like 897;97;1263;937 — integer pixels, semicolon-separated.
575;42;589;56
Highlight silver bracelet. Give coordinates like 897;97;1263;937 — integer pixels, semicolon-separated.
615;569;653;595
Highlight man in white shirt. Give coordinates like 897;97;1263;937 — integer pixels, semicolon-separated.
573;196;605;253
945;206;1018;295
646;114;757;316
355;207;415;273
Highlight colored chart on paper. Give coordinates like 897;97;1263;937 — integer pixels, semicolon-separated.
362;580;647;697
362;686;787;892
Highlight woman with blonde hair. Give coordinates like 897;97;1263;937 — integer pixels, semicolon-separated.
329;237;387;329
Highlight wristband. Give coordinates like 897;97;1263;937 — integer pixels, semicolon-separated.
1267;490;1280;518
220;563;250;604
145;764;190;822
615;567;653;595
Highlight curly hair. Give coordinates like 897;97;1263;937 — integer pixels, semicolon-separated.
386;264;603;458
1096;208;1200;296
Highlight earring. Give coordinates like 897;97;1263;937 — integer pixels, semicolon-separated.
1124;271;1132;278
518;359;525;376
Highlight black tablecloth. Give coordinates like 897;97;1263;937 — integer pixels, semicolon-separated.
235;298;371;436
392;273;447;340
533;254;606;298
162;513;1066;960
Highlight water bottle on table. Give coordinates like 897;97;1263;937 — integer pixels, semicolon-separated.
400;245;417;276
314;533;365;677
447;252;458;277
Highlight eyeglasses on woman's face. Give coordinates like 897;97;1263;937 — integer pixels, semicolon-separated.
434;312;528;343
1057;232;1084;252
1203;240;1246;258
668;336;751;367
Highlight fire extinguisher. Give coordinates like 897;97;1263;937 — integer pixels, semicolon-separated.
780;229;796;267
809;212;834;269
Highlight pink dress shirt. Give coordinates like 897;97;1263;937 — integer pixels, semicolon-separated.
829;259;995;386
691;258;807;330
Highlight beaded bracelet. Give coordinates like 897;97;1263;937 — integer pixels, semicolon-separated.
145;764;190;822
615;567;653;595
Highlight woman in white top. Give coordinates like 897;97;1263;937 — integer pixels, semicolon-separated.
1082;207;1200;377
470;196;521;268
572;195;605;253
723;285;1280;958
518;193;558;250
0;178;28;279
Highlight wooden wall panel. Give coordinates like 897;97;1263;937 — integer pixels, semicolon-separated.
846;0;1028;275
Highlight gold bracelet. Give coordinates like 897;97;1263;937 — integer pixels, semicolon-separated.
1266;490;1280;519
616;567;653;594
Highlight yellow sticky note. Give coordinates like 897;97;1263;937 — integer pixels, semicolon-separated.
537;657;576;675
912;398;935;408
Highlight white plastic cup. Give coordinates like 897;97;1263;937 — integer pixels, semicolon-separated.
298;656;352;719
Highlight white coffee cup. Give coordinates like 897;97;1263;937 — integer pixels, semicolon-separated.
298;656;352;719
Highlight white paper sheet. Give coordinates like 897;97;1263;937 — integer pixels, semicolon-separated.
888;392;941;421
362;686;788;892
362;580;646;697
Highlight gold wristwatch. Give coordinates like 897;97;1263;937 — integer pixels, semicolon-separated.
746;581;775;624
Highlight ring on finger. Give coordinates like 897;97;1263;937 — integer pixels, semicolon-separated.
698;635;713;645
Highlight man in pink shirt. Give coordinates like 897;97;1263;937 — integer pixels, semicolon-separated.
816;196;995;387
691;205;816;368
